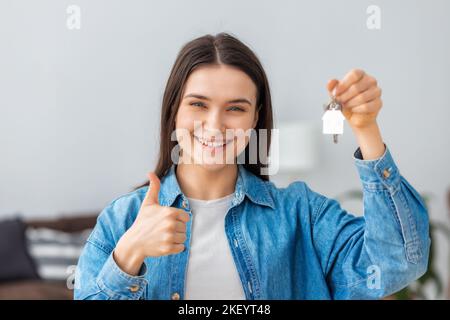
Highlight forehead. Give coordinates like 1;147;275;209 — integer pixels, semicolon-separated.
183;64;257;103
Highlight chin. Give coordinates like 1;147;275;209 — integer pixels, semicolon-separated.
198;162;233;172
181;153;237;172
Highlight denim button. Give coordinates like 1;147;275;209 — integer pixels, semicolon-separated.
171;292;180;300
129;285;140;293
382;168;391;179
182;200;188;209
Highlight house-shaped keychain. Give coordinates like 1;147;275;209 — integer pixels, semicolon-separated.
322;109;345;135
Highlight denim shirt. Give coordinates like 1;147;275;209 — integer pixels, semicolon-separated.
74;145;430;300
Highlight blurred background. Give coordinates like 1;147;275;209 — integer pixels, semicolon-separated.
0;0;449;299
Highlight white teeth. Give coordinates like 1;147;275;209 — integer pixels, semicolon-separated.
195;136;231;148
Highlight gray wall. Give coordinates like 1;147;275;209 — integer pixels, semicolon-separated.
1;0;449;297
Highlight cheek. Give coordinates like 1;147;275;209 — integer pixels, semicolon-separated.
229;118;257;150
175;109;196;131
174;110;194;150
227;116;256;136
223;110;257;127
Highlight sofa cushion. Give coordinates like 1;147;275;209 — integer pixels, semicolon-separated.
0;218;39;282
25;227;92;281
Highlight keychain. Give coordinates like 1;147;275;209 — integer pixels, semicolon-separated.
322;93;345;143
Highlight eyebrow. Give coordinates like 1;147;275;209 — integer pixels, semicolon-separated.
183;93;252;106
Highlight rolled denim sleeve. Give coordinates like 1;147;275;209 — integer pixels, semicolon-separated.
74;198;148;300
310;144;431;299
74;239;148;300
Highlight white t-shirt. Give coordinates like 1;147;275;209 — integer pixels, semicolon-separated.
184;193;246;300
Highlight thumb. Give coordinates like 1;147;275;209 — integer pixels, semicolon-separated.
142;172;161;206
327;79;339;97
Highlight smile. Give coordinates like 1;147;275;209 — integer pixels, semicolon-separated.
194;135;233;149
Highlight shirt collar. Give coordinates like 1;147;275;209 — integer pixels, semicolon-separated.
159;164;274;210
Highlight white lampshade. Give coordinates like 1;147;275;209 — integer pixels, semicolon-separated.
268;121;319;174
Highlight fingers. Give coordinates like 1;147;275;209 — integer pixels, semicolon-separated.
338;76;377;105
327;79;339;96
173;232;188;244
174;221;187;233
142;172;161;206
349;98;383;114
161;243;185;255
175;209;191;223
345;86;382;108
335;69;365;96
170;244;185;254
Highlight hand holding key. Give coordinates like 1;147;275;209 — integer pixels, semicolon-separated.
323;69;385;160
327;69;383;131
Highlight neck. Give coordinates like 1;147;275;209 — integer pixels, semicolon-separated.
175;163;238;200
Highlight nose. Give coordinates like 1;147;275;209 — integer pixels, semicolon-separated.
203;109;226;134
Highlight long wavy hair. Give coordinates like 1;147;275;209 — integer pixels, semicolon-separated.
138;32;274;188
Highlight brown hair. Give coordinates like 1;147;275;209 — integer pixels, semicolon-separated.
140;32;273;187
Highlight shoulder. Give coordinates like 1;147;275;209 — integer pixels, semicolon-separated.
106;187;148;218
261;178;329;220
86;187;148;252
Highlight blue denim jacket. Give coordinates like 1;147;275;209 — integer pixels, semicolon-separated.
74;145;430;300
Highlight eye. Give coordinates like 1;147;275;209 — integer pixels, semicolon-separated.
190;102;206;108
227;106;245;112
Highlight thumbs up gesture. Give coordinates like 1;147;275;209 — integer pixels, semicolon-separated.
113;172;190;275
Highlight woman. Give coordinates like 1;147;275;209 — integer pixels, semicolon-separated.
75;33;430;300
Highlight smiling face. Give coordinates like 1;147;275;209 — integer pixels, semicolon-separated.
175;64;259;172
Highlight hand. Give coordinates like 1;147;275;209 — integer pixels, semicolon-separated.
113;172;190;275
327;69;382;130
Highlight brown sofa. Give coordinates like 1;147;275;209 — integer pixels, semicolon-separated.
0;214;97;300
